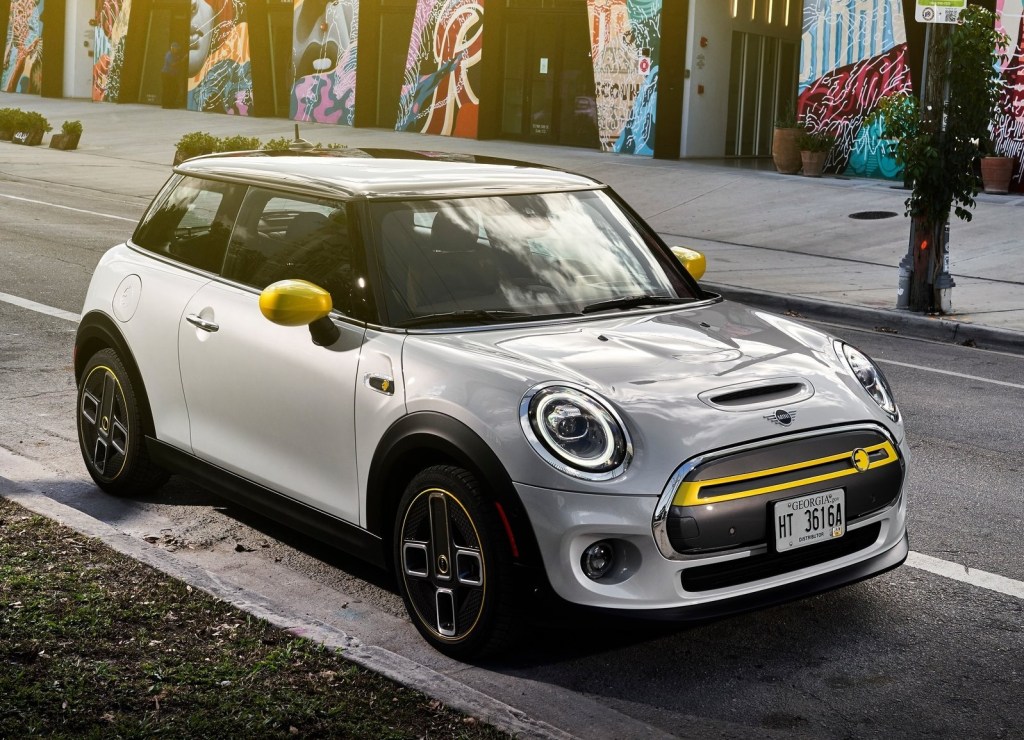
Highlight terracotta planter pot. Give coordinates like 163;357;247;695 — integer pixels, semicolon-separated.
800;150;827;177
772;127;803;175
980;156;1015;194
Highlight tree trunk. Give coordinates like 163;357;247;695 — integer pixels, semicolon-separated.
909;216;944;313
905;23;952;313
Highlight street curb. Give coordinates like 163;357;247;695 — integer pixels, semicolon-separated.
0;476;573;740
707;282;1024;355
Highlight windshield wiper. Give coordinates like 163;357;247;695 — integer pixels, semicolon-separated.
395;309;535;328
581;294;691;314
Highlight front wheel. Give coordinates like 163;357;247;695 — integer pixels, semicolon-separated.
394;465;519;659
77;348;168;496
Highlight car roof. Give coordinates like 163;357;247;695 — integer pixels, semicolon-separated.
174;149;603;200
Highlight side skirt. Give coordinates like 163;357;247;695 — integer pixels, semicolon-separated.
147;438;386;569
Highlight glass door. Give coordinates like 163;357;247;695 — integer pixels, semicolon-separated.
500;10;598;148
726;32;798;157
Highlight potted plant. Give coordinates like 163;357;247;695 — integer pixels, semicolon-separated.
173;131;221;164
50;120;83;151
0;107;22;141
12;110;51;146
797;130;836;177
980;151;1015;194
772;107;805;175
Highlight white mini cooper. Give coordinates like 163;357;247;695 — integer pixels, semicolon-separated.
75;150;908;658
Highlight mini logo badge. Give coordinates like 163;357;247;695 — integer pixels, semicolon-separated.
851;448;870;473
765;409;796;426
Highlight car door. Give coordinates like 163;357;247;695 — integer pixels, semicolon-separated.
177;188;366;523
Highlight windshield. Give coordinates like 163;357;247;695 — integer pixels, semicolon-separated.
368;189;697;327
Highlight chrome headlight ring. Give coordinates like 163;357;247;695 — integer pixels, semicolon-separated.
835;341;900;422
519;383;633;481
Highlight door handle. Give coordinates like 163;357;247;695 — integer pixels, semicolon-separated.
186;314;219;332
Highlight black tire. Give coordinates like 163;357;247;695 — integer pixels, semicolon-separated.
394;465;519;659
77;348;168;496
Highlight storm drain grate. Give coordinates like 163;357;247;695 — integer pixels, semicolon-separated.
849;211;899;220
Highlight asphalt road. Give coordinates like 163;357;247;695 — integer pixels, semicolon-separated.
2;174;1022;739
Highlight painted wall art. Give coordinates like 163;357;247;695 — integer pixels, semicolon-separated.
187;0;254;114
396;0;484;137
92;0;132;102
2;0;44;94
586;0;661;156
798;0;913;178
994;0;1024;191
291;0;359;125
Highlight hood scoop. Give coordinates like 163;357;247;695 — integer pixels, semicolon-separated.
699;377;814;411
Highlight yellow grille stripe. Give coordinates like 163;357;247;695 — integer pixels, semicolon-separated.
673;441;898;507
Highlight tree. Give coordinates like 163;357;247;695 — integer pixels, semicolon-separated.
869;5;1008;313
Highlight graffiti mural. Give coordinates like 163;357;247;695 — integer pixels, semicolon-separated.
187;0;253;114
93;0;132;102
586;0;661;156
994;0;1024;191
798;0;913;178
291;0;358;125
2;0;44;94
396;0;483;137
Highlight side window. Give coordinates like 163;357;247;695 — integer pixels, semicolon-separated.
133;175;242;273
222;189;365;318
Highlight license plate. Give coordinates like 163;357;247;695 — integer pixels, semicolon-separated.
773;489;846;553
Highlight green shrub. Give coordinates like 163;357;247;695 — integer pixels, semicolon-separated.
61;120;83;137
218;134;261;152
175;131;220;159
260;137;292;152
0;107;21;132
797;130;836;153
17;110;51;133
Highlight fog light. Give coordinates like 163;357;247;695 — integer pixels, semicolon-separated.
581;541;615;581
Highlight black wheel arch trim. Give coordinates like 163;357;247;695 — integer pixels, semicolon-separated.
75;311;157;437
366;411;543;569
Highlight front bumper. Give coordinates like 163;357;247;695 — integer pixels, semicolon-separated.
514;425;909;613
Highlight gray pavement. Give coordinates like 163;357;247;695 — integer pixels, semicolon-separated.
3;91;1022;352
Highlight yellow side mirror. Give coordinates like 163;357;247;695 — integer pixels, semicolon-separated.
670;246;707;281
259;279;333;327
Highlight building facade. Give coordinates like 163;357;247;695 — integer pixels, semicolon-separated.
2;0;1019;187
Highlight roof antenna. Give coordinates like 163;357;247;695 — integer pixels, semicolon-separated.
289;123;314;151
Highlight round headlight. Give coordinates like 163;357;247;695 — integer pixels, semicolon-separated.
839;343;899;421
520;385;631;480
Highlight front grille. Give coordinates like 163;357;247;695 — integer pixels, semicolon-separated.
681;522;881;592
665;428;903;554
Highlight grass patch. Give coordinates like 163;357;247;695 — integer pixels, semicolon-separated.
0;498;506;738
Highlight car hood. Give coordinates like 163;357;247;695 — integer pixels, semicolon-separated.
403;299;902;491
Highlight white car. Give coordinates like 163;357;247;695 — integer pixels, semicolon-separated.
75;150;909;658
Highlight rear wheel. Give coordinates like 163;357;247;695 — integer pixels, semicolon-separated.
77;348;168;496
394;465;519;659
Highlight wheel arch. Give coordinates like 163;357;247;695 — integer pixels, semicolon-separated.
366;412;543;570
75;311;157;438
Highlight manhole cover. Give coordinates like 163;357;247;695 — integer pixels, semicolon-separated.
849;211;899;220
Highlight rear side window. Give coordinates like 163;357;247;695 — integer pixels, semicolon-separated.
133;175;243;273
222;188;368;319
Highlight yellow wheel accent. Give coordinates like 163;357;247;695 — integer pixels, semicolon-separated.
79;365;130;480
399;486;487;643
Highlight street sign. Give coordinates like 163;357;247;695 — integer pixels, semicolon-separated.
915;0;967;23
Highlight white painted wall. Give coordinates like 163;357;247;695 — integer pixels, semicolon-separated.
63;0;94;99
680;1;733;157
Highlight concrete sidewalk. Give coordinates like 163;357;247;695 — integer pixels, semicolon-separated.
3;92;1022;351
